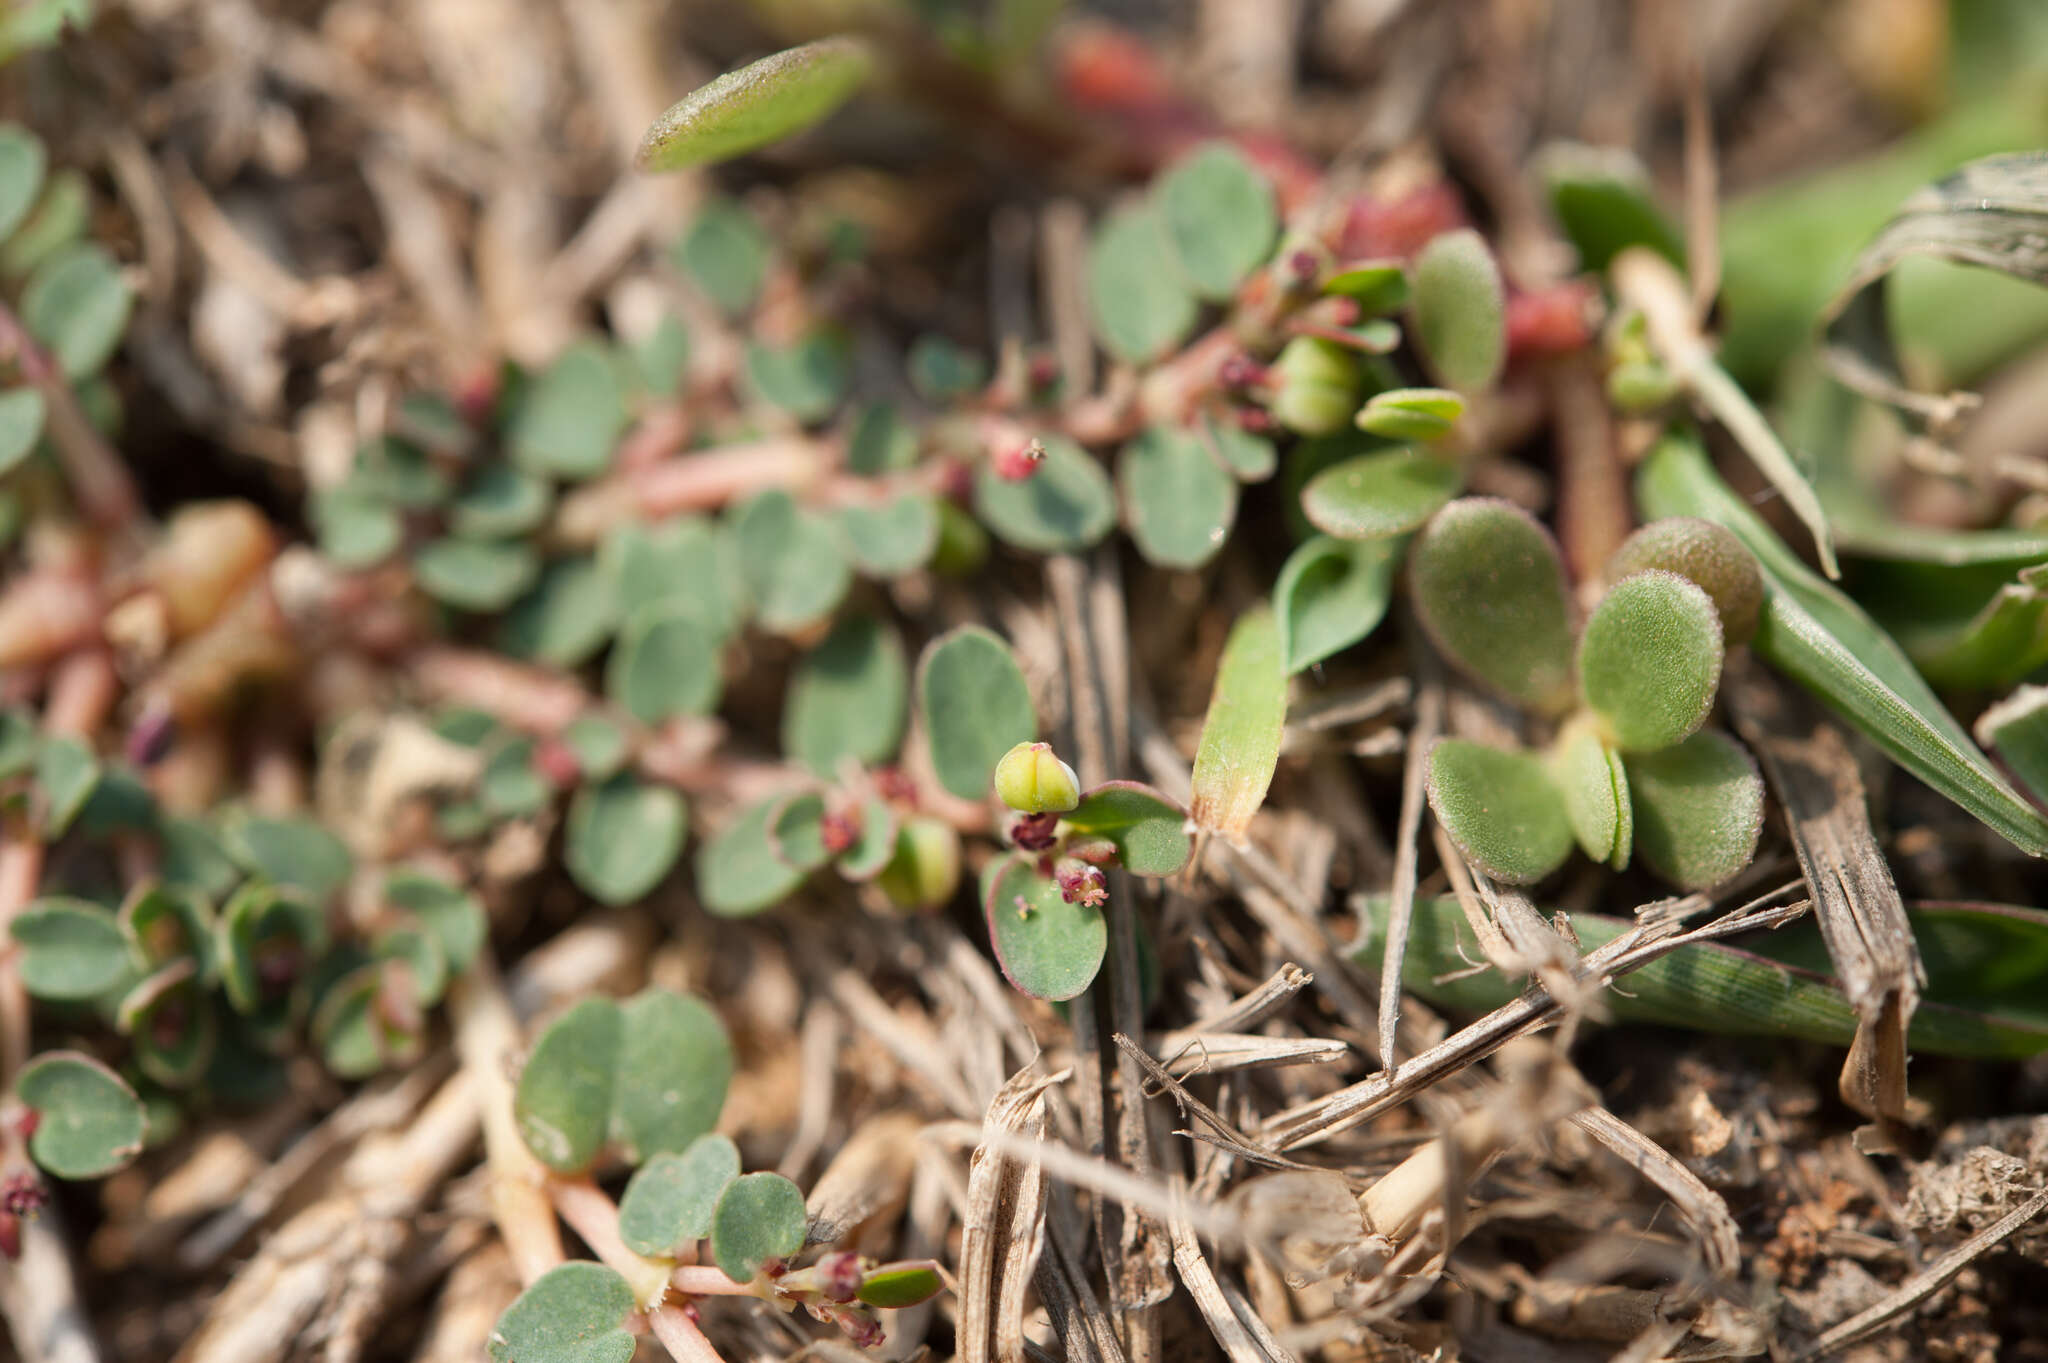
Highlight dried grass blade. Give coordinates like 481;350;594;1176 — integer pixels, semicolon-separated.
1569;1106;1741;1280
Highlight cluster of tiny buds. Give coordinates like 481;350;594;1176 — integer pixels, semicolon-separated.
814;1250;863;1303
871;765;919;808
819;807;860;857
991;438;1046;482
1054;860;1107;909
1008;811;1060;852
1;1171;46;1220
1217;352;1267;389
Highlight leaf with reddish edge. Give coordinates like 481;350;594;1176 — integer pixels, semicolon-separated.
985;853;1106;1001
1063;781;1191;876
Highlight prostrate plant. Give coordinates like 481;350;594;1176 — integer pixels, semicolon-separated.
490;988;941;1363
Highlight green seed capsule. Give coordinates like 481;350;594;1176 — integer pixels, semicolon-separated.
992;741;1080;814
875;817;962;911
1268;337;1362;435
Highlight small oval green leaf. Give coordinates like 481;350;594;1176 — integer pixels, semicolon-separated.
1410;498;1576;712
413;537;541;614
1119;426;1238;569
619;1134;742;1256
488;1261;637;1363
917;626;1036;802
784;614;909;778
565;776;686;906
1063;781;1191;877
611;990;733;1162
711;1171;810;1282
1158;142;1277;299
12;898;129;1001
607;605;722;723
1425;739;1574;885
1301;446;1461;541
1274;534;1399;675
973;436;1117;554
1579;570;1724;752
509;340;629;481
639;38;875;172
514;997;624;1174
1623;729;1765;891
986;855;1107;1001
1088;202;1197;364
1410;229;1504;392
696;797;808;918
21;242;132;379
16;1052;145;1180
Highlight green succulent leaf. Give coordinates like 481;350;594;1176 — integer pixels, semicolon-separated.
711;1171;810;1282
1063;781;1191;877
480;738;549;819
451;464;552;540
1410;498;1576;712
117;960;217;1088
1158;142;1278;299
784;614;908;778
565;776;687;906
744;330;850;422
917;626;1036;802
1118;426;1237;569
488;1261;637;1363
1607;516;1764;647
16;1052;145;1180
1426;739;1574;885
1301;446;1461;541
675;199;770;316
973;435;1117;554
514;996;623;1173
837;796;899;881
34;733;99;839
223;813;353;901
985;854;1106;1001
1355;388;1464;443
0;124;47;242
1323;261;1409;315
1623;729;1765;891
1549;719;1631;869
846;401;918;476
384;869;487;974
216;882;327;1023
309;482;401;569
509;339;629;481
1202;413;1276;481
1578;571;1724;752
13;898;129;1000
562;715;630;782
619;1134;742;1256
1273;534;1399;675
611;990;734;1162
118;881;215;979
1189;609;1286;841
502;556;619;667
766;791;833;872
907;333;989;401
0;385;45;477
413;536;541;614
857;1262;947;1309
1637;432;2048;856
607;605;722;724
639;38;874;171
603;516;745;640
1538;142;1686;273
1088;201;1197;363
697;797;809;918
838;493;939;577
874;816;962;911
21;242;131;379
1410;229;1505;392
730;490;852;632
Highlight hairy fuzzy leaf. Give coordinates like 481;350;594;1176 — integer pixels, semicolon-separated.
1410;229;1504;392
488;1262;636;1363
1624;730;1764;890
640;38;873;170
1425;739;1574;885
1579;571;1724;752
619;1135;742;1256
1410;498;1576;712
1355;388;1463;442
711;1172;809;1281
1190;609;1286;840
1550;719;1630;869
1608;516;1764;646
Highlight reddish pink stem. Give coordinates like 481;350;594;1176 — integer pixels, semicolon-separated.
0;835;41;1082
648;1304;731;1363
412;647;592;736
0;299;142;535
669;1266;761;1298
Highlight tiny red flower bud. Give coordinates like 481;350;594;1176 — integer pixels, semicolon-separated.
1028;352;1061;390
991;439;1046;482
533;739;582;789
816;1250;863;1303
1008;811;1060;852
1055;860;1107;909
1217;353;1265;389
15;1110;39;1142
2;1172;47;1220
872;765;919;808
1288;249;1321;283
819;809;860;858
